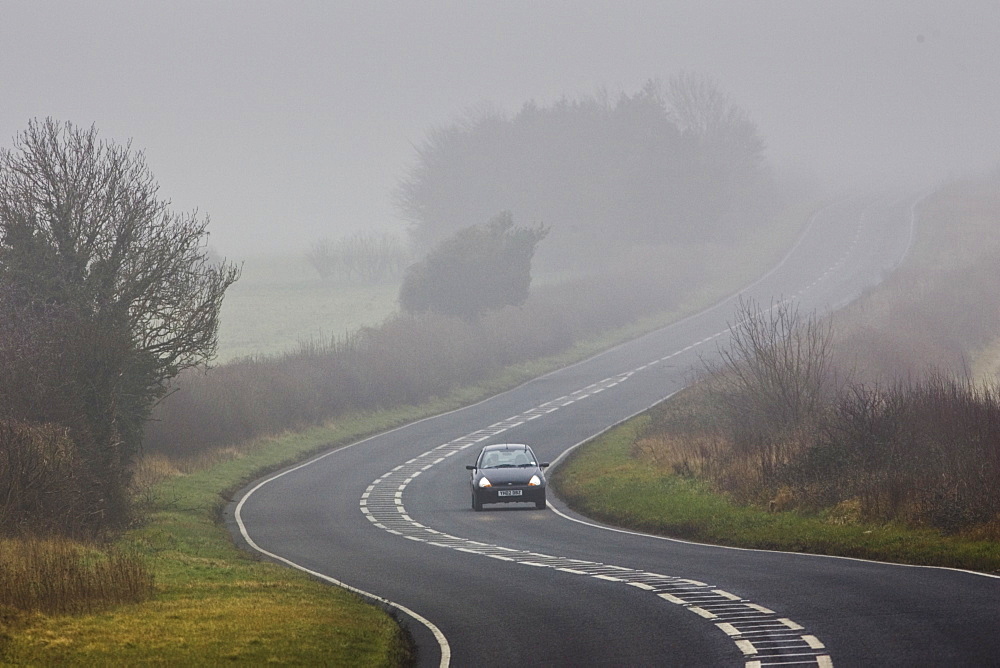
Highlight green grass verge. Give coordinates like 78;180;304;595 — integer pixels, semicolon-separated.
551;416;1000;574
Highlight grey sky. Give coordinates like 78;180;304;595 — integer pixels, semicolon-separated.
2;1;998;256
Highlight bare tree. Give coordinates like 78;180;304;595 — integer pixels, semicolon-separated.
695;298;836;492
0;119;239;385
306;231;410;284
712;297;835;430
0;118;239;533
666;72;765;172
665;73;771;236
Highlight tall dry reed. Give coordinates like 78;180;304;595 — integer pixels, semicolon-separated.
0;537;153;615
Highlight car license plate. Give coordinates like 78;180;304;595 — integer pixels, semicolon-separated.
497;489;522;497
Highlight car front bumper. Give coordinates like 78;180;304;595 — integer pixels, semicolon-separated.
474;485;545;505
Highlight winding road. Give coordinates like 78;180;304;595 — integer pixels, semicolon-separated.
229;196;1000;667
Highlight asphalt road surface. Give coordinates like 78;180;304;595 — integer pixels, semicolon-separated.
229;196;1000;667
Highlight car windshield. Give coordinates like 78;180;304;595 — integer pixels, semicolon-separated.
479;449;535;468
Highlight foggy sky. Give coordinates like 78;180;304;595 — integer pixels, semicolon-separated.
2;1;998;257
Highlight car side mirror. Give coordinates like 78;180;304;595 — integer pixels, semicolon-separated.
540;463;550;468
466;465;477;470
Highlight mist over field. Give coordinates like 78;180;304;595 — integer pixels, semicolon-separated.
2;0;998;258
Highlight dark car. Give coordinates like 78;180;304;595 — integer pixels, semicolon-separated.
466;443;549;511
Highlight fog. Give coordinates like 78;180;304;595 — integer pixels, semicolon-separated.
3;0;998;257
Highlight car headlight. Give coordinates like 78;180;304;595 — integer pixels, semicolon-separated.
478;476;492;488
528;475;542;486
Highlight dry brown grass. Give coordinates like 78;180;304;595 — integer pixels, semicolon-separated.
130;454;183;490
642;372;1000;534
633;432;727;477
0;537;153;616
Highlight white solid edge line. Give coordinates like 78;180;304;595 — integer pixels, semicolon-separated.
234;460;451;667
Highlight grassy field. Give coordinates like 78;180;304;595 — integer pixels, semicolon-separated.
551;417;1000;573
216;254;400;361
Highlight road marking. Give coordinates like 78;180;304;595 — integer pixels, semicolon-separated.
714;589;743;601
689;607;718;619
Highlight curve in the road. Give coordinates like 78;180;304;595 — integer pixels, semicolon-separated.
361;395;833;667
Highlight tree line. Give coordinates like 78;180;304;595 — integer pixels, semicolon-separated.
397;74;772;270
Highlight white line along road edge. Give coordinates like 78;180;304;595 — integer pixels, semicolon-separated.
235;459;452;667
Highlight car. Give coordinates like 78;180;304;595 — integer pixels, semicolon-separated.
466;443;549;511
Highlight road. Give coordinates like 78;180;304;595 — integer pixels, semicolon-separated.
229;196;1000;667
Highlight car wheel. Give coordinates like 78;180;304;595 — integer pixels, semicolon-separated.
472;491;482;512
535;493;546;510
